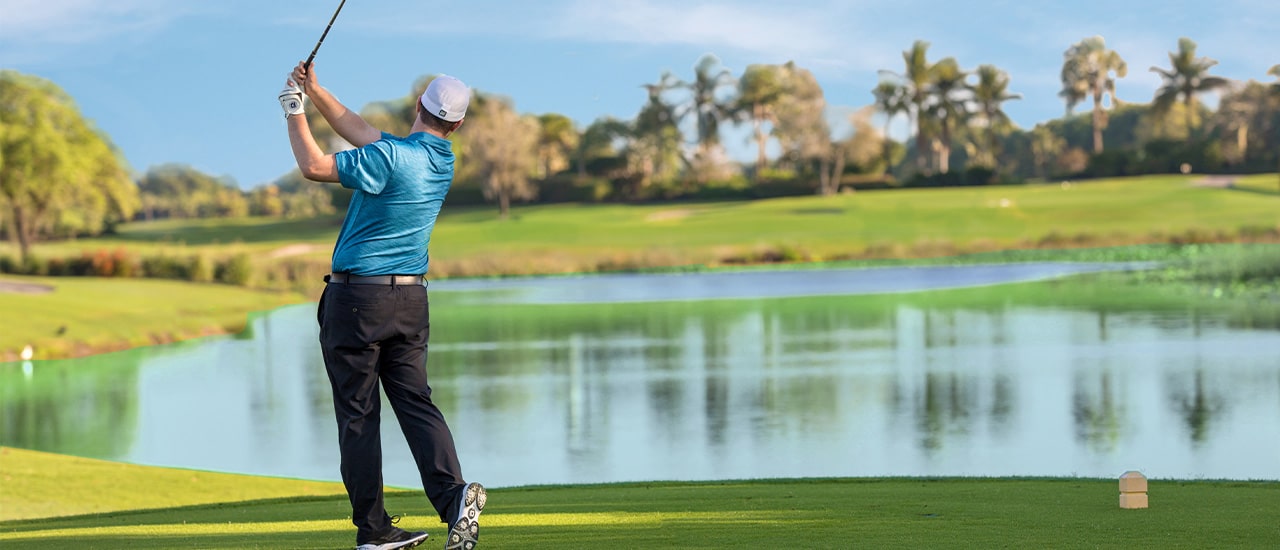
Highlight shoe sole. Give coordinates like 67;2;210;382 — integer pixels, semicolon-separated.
445;483;486;550
357;532;429;550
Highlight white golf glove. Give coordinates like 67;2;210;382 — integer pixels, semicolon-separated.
278;82;305;118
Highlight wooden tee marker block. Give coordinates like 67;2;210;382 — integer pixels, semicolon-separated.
1119;470;1148;509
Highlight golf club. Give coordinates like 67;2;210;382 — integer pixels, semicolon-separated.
304;0;347;68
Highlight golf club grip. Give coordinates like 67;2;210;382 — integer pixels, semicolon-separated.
305;0;347;68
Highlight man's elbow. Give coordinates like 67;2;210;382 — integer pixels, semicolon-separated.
299;159;340;183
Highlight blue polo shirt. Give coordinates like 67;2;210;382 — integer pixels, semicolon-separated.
331;132;453;276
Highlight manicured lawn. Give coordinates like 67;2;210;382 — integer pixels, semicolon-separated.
4;175;1277;275
0;277;303;360
2;447;1277;549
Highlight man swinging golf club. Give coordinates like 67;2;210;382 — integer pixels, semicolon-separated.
280;60;486;550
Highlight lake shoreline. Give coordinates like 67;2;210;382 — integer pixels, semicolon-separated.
3;242;1277;361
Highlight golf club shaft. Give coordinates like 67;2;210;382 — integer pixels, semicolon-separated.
304;0;347;68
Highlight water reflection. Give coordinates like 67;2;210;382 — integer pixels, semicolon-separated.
0;354;142;458
2;283;1279;487
1167;370;1225;446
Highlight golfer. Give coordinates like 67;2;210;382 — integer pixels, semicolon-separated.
280;62;485;550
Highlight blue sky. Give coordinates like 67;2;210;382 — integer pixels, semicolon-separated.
2;0;1275;189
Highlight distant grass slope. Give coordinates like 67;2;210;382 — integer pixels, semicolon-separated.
2;447;1278;549
0;277;303;360
4;175;1277;276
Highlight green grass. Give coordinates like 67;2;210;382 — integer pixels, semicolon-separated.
5;243;1279;361
0;277;304;360
1;174;1277;359
4;174;1278;277
3;447;1277;549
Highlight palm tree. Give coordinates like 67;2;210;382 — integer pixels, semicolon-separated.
1060;36;1127;154
1150;37;1230;137
880;40;934;173
678;54;736;163
925;57;968;174
872;80;909;172
737;64;787;177
969;65;1021;169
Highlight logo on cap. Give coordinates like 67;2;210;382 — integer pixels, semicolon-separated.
439;109;447;117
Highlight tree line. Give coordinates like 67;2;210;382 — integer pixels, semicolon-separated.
2;35;1279;257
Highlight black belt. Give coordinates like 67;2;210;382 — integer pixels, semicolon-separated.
326;273;425;286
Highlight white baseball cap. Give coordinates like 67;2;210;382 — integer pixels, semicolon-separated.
420;75;470;122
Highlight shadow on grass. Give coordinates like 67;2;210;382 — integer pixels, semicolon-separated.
6;479;1280;549
113;216;343;246
0;531;357;550
0;494;348;532
1223;184;1280;197
0;492;447;549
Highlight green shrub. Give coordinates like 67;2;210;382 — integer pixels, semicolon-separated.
45;257;69;276
215;254;254;286
190;254;215;283
141;255;194;280
20;255;48;276
539;174;612;203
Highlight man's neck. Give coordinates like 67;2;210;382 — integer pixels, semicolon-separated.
410;121;449;139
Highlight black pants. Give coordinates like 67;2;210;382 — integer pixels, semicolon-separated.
318;280;465;542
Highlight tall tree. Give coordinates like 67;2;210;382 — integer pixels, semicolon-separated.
872;80;910;173
880;41;935;173
463;95;539;219
771;63;835;194
1213;82;1267;166
535;113;578;179
0;71;138;259
677;55;737;180
737;64;787;176
576;117;630;179
1060;36;1127;153
969;65;1022;169
1150;38;1230;136
630;73;684;188
924;57;969;174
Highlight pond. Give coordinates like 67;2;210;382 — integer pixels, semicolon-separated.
2;263;1277;488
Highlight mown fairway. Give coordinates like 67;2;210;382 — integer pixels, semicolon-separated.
2;174;1277;358
0;277;304;360
3;448;1277;549
5;175;1278;275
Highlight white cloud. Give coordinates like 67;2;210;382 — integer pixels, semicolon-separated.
545;0;891;72
0;0;187;44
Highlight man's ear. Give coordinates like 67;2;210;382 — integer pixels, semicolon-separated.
446;119;464;137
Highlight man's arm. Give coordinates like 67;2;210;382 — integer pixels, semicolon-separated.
285;104;341;183
291;62;382;148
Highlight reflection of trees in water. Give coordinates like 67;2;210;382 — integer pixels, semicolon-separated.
1167;370;1225;445
989;375;1015;435
918;373;973;451
888;308;1016;453
1072;371;1125;452
0;354;142;458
